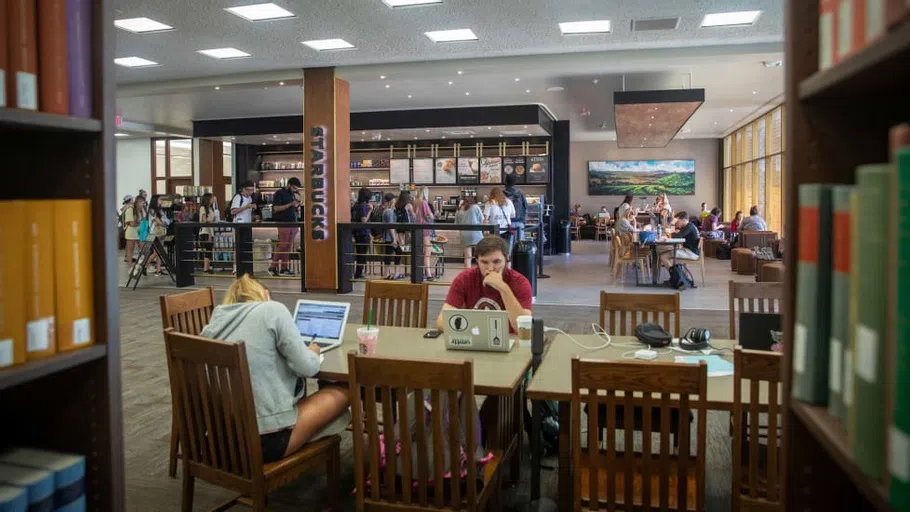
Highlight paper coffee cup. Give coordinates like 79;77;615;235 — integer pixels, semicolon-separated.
517;315;533;347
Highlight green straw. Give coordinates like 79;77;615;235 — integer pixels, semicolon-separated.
367;309;373;331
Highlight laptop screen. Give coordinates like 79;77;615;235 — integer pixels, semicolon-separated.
738;312;782;351
294;302;348;341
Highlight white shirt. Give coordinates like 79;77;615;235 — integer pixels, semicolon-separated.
231;194;253;223
484;199;515;230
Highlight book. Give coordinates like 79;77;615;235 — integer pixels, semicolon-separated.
838;0;865;61
0;485;27;512
890;143;910;509
820;0;839;69
54;200;93;352
828;185;854;422
792;184;834;404
37;0;68;114
0;448;84;511
852;164;891;478
867;0;887;43
0;464;53;511
66;0;91;118
0;202;26;368
6;0;39;110
0;0;7;108
24;202;56;360
846;189;860;448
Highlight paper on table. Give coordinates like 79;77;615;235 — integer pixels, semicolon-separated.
674;355;734;377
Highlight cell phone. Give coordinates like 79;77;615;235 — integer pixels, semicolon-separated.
423;330;441;339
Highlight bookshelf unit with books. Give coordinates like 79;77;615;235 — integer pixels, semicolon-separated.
0;0;123;509
784;1;910;510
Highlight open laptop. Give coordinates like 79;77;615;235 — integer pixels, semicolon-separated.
293;300;350;353
442;309;514;352
738;312;782;351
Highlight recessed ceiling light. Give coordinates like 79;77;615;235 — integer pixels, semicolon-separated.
714;121;718;125
225;3;294;22
302;38;355;51
262;143;266;145
546;86;564;92
559;20;612;35
701;10;761;27
231;136;235;139
525;89;531;93
279;81;285;86
114;133;129;137
469;135;474;138
514;78;520;82
457;70;463;75
762;60;783;67
385;84;391;89
425;129;430;132
286;141;290;144
523;125;528;128
214;86;221;90
729;108;734;112
441;136;446;139
752;90;757;94
407;94;412;98
380;75;387;80
487;126;492;130
114;17;174;33
424;28;478;43
447;81;453;85
499;134;503;137
528;133;533;136
197;47;250;59
114;56;159;68
382;0;443;7
465;92;470;96
593;78;599;84
272;135;277;138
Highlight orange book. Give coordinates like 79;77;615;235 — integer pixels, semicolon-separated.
820;0;839;69
0;0;7;108
37;0;67;114
53;200;93;352
6;0;39;110
24;201;55;360
0;202;27;368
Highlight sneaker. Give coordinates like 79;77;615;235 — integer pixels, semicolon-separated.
266;268;279;277
279;269;295;276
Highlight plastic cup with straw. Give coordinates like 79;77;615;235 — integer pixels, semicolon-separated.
358;309;379;356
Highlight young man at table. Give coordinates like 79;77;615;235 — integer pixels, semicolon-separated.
658;211;701;269
436;235;532;333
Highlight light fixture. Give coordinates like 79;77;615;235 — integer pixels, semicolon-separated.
385;84;391;89
546;86;564;92
407;94;412;98
558;20;612;35
380;75;387;79
499;134;503;138
272;135;277;138
382;0;443;7
197;47;251;59
214;86;221;90
701;10;761;27
469;135;474;138
414;136;419;139
225;3;294;22
457;70;463;75
762;60;783;67
523;125;528;128
447;81;453;85
729;108;734;112
752;90;757;94
114;56;159;68
441;136;446;139
361;132;366;135
465;92;470;96
279;81;285;86
593;78;599;84
261;142;266;145
231;136;236;139
302;38;355;51
114;17;174;33
425;129;430;133
487;126;492;130
514;78;520;82
424;29;478;43
525;89;531;93
114;133;129;137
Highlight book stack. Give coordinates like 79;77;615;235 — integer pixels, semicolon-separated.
3;0;92;115
0;448;85;512
818;0;909;70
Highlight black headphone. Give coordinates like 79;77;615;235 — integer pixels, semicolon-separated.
679;328;711;351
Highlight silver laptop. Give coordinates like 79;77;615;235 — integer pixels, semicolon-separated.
293;300;350;353
443;309;514;352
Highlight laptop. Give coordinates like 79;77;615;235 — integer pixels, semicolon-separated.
738;312;782;351
293;300;351;353
442;309;514;352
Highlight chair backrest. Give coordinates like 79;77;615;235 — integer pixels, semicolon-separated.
600;292;680;337
348;352;478;510
363;281;429;328
732;348;782;511
728;281;783;338
159;287;217;335
738;231;777;249
571;358;708;511
163;329;263;490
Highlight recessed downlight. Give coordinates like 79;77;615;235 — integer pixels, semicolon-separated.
424;29;477;43
302;39;355;51
114;17;174;33
546;86;564;92
701;10;761;27
114;56;159;68
559;20;611;35
197;47;251;59
225;3;294;22
382;0;442;7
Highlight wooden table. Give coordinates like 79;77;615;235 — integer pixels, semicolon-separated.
635;238;685;285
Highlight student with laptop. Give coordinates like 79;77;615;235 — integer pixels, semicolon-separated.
200;275;350;464
436;235;532;333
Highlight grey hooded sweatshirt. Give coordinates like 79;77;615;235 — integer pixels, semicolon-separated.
200;300;321;434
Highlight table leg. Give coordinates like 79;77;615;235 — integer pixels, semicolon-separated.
510;386;522;484
557;401;573;510
651;245;660;284
530;399;542;501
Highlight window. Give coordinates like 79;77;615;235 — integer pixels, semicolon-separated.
151;137;195;194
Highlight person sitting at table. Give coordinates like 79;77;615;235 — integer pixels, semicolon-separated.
436;234;532;333
658;211;701;269
739;205;769;231
615;206;636;233
730;210;744;234
200;275;350;463
702;207;722;232
615;194;634;221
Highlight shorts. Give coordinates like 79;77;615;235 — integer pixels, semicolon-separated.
260;428;292;463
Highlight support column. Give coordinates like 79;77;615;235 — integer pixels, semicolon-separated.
197;139;227;208
303;68;351;291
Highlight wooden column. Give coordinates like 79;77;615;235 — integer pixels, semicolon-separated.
303;67;350;291
197;139;226;207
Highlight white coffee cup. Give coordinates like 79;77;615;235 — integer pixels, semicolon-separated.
517;315;533;347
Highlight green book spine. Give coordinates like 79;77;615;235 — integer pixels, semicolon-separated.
828;185;854;421
846;190;859;447
890;147;910;508
852;164;891;478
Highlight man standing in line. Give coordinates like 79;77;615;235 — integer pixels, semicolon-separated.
502;172;528;256
268;177;302;276
230;180;257;275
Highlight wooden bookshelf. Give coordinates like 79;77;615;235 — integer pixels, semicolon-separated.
784;2;909;510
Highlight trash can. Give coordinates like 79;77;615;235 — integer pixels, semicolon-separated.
512;239;537;297
556;220;572;255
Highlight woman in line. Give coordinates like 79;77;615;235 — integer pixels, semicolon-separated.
484;187;516;254
455;194;484;269
143;197;170;276
200;275;349;464
351;187;373;280
198;193;216;274
123;195;144;265
412;186;436;281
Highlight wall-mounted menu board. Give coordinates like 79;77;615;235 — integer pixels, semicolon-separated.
480;157;502;184
457;158;479;184
503;156;526;184
412;158;434;184
435;158;457;184
526;156;549;183
389;159;411;184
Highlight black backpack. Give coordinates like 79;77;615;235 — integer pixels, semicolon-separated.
504;187;527;223
523;400;560;457
667;263;696;290
368;206;386;237
224;193;240;222
395;206;410;224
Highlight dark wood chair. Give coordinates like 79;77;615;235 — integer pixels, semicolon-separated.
164;329;341;512
571;358;708;511
363;280;429;329
728;281;783;339
159;287;217;478
347;352;503;511
732;347;782;511
600;291;680;337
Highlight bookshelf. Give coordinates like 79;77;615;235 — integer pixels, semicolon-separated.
0;0;123;510
784;2;908;510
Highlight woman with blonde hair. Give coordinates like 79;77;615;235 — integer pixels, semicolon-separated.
200;275;349;463
484;187;516;250
413;186;437;281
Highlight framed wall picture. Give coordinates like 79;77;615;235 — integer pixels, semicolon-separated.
587;159;696;195
526;156;549;183
389;159;411;184
412;158;434;184
435;158;456;184
502;156;526;184
457;158;479;184
480;157;502;184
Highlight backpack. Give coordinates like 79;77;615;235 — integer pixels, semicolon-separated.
523;400;560;457
395;206;410;224
504;187;527;223
667;263;696;290
224;193;240;222
716;244;732;260
369;206;386;238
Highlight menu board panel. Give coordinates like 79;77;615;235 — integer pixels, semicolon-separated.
526;156;549;183
389;159;411;184
480;157;502;184
502;156;526;184
435;158;456;184
457;158;479;184
412;158;434;184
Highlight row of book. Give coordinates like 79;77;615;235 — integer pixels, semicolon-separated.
0;200;94;368
0;448;85;511
1;0;92;115
819;0;910;71
792;123;910;509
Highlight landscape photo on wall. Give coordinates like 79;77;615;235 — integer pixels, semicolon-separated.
587;159;696;196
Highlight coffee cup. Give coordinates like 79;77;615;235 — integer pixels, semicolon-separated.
517;315;533;348
357;327;380;356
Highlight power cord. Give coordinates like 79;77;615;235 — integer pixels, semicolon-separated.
543;323;661;352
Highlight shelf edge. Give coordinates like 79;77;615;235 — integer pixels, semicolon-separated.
0;345;108;392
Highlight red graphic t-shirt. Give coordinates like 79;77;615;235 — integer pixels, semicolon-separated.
444;267;533;333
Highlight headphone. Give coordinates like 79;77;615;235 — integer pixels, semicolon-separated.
678;328;711;351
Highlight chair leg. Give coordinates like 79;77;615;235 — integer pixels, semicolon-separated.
169;416;180;478
701;259;706;286
250;491;268;512
181;473;195;512
327;443;342;512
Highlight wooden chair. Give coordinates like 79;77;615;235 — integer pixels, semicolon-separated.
728;281;783;339
595;217;609;241
159;287;217;478
600;291;680;337
363;280;429;329
611;233;650;284
163;329;341;512
571;358;708;511
348;352;503;511
732;348;782;511
679;238;706;287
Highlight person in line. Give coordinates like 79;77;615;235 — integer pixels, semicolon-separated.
145;197;169;276
659;211;701;269
380;193;405;280
483;187;516;250
436;235;532;333
503;173;528;251
615;206;636;233
455;194;484;269
137;189;148;202
350;187;373;280
123;195;141;264
230;181;257;275
200;275;349;464
268;178;302;277
394;191;415;251
739;205;769;231
198;193;217;274
413;186;436;281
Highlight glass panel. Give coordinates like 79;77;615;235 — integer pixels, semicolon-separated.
758;117;767;158
735;132;743;165
744;125;754;161
223;142;233;177
734;165;743;212
156;179;167;194
743;162;753;210
724;136;732;167
169;139;193;177
724;167;732;220
155;140;167;177
769;154;783;233
757;158;767;219
771;108;782;154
